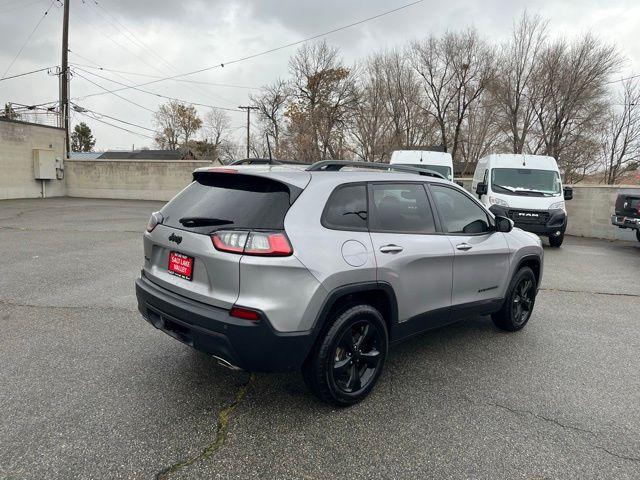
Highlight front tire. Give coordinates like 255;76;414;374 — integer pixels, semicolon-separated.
303;304;388;407
636;230;640;242
492;267;537;331
548;232;564;247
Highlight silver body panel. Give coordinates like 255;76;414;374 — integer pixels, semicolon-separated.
141;167;543;334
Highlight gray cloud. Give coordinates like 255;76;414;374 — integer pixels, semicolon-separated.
1;0;638;149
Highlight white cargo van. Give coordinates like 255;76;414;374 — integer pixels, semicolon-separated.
390;150;454;181
472;154;573;247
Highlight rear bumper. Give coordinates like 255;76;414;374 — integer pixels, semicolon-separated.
490;206;567;236
611;214;640;230
135;274;315;372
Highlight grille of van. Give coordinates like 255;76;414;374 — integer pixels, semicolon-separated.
508;209;550;225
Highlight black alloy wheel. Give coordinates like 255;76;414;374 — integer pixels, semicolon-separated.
331;321;383;394
303;304;388;407
511;277;534;326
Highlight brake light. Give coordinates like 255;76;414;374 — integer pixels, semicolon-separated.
211;230;292;256
244;232;292;256
230;306;261;321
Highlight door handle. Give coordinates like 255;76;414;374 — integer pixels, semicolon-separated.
379;244;404;254
456;243;473;251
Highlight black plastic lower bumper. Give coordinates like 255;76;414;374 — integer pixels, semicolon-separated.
490;206;567;236
135;275;315;372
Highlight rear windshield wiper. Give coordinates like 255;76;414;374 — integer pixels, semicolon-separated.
179;217;234;227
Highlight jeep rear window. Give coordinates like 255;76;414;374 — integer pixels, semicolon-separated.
160;173;298;234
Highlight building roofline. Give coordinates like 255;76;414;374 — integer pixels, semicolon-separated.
0;116;64;131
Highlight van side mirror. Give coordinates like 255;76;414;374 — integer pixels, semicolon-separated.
476;182;487;196
495;216;513;233
563;186;573;201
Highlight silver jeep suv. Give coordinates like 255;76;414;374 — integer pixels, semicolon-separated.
135;160;543;406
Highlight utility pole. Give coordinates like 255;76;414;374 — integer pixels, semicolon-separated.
238;105;258;158
61;0;70;157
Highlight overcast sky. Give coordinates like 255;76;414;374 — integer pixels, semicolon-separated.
1;0;638;151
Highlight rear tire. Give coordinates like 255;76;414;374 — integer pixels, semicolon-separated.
636;230;640;242
548;232;564;247
303;304;388;407
492;267;537;332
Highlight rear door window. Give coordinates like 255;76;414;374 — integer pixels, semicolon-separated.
368;183;436;233
321;184;368;231
161;173;297;234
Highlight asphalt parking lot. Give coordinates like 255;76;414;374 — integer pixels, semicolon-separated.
1;197;639;480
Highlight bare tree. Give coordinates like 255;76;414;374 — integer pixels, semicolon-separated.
251;79;290;158
379;49;430;152
602;79;640;184
411;29;494;167
458;97;502;175
350;55;391;162
530;34;621;181
287;41;358;161
153;101;202;149
491;12;548;153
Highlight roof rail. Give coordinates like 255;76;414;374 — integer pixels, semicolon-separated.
306;160;446;179
228;158;309;166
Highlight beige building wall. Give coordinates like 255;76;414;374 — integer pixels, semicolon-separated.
0;119;66;199
65;159;212;201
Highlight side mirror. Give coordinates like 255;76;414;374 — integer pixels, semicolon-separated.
563;186;573;200
495;215;513;233
475;182;487;196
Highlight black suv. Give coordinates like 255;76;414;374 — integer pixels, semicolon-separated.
611;193;640;242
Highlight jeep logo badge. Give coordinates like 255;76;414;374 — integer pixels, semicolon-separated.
168;233;182;244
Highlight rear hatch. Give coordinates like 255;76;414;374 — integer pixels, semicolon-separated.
615;194;640;217
142;169;306;309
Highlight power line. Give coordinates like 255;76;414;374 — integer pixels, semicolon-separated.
1;0;59;80
81;0;238;107
72;66;242;112
71;0;424;96
605;73;640;85
0;65;57;82
73;104;158;133
68;61;258;89
72;69;156;113
75;110;155;139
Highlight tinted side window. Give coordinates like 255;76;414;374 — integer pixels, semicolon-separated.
431;185;491;234
369;183;436;233
322;184;368;231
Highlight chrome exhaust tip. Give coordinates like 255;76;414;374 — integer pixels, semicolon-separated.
212;355;243;371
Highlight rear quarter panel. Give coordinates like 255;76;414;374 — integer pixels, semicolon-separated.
284;177;378;322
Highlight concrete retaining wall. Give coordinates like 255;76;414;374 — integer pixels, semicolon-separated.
0;119;66;199
64;159;212;201
566;185;640;241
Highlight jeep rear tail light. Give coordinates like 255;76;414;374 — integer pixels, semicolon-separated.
244;232;292;256
211;230;292;256
211;230;249;253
